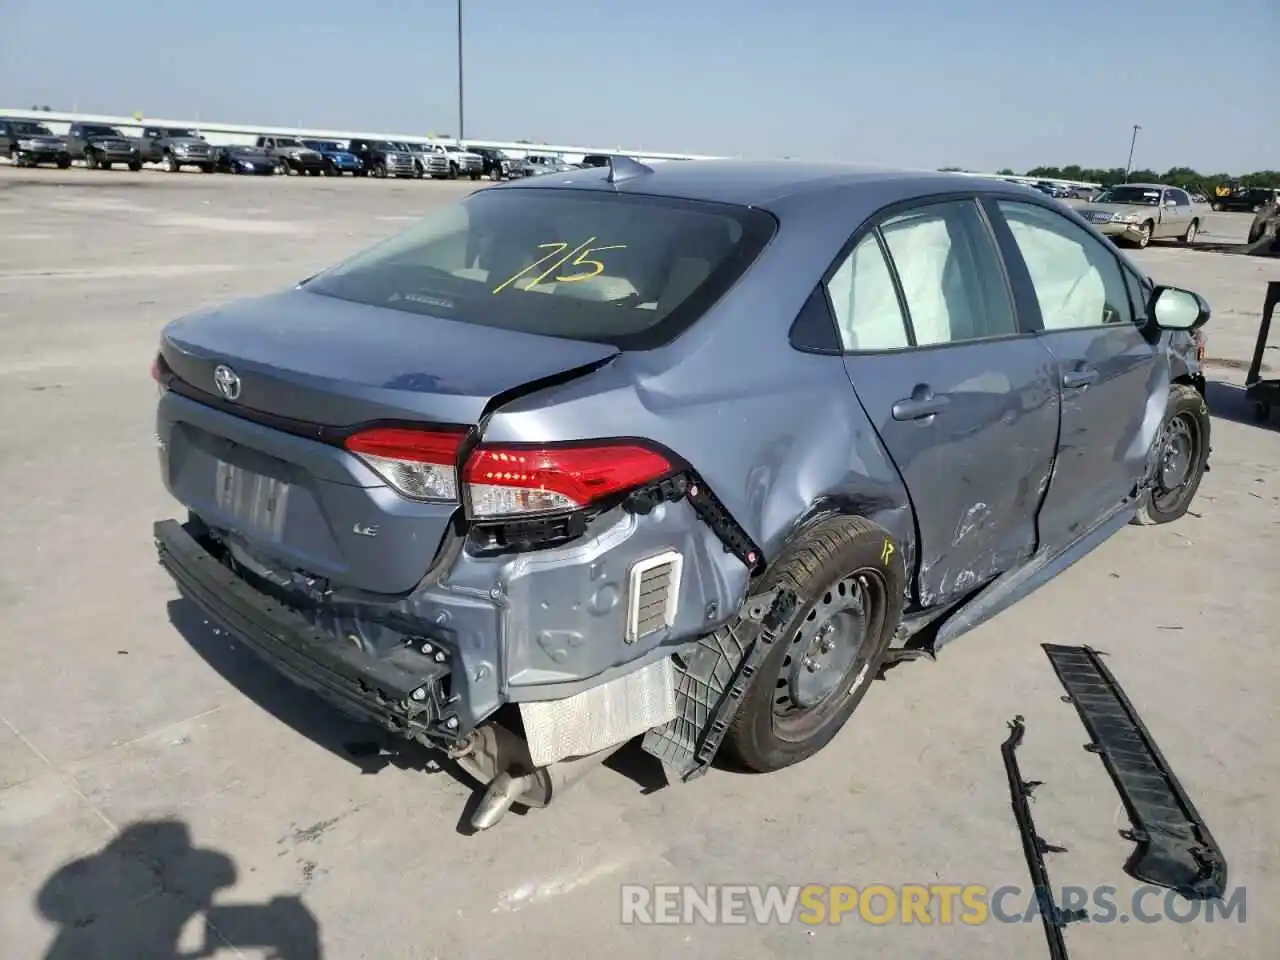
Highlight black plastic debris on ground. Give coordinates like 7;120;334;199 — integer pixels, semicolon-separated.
1001;715;1080;960
1042;643;1227;900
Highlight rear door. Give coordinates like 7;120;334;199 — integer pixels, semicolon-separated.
836;198;1060;608
987;198;1165;550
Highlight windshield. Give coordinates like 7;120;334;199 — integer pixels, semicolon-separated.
1095;186;1161;206
306;189;776;348
14;122;54;136
85;126;123;137
306;140;342;151
166;129;201;138
275;137;303;147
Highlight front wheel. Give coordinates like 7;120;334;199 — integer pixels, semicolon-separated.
276;158;291;176
56;154;71;169
1133;383;1211;525
127;159;141;172
1181;219;1198;244
165;153;180;173
1133;221;1153;248
200;163;214;174
721;516;906;773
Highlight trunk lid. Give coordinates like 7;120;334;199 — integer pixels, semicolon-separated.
158;287;618;594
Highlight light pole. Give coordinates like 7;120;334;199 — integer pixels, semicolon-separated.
456;0;465;145
1124;124;1141;182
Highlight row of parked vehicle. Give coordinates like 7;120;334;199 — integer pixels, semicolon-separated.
0;117;607;181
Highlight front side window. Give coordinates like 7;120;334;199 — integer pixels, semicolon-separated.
878;200;1018;346
306;189;776;347
997;200;1131;330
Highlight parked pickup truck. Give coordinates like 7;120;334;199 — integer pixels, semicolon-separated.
347;139;417;179
301;140;364;176
139;126;216;172
0;117;71;168
64;122;142;171
255;136;325;176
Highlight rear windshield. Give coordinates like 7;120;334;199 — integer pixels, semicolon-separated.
305;188;776;348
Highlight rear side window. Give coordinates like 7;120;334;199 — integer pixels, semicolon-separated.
307;188;776;348
877;200;1018;346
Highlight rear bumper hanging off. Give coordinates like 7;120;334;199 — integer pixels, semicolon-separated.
154;518;459;746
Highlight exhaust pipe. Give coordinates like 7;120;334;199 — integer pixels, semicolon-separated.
453;724;626;831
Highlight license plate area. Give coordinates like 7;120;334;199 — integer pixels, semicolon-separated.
215;460;292;540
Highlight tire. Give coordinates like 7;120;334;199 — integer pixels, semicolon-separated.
101;159;113;170
56;154;70;169
470;171;480;180
1181;219;1198;244
1130;220;1152;248
276;158;291;176
1132;383;1211;526
448;162;458;180
720;516;907;773
323;162;336;176
84;148;98;169
127;159;141;172
165;153;180;173
374;161;387;179
200;163;214;174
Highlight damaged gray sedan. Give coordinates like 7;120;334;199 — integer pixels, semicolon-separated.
152;158;1212;829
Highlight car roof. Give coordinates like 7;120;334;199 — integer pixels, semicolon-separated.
1116;182;1169;190
498;159;1005;208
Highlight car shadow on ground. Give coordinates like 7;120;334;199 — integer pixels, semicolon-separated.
165;598;666;834
1205;378;1278;429
35;818;322;959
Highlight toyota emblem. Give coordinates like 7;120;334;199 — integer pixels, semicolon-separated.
213;364;241;401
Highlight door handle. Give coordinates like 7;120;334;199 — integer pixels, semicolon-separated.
1062;368;1099;389
892;392;949;421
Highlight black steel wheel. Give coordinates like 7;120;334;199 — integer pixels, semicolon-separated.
1133;383;1210;525
722;516;906;772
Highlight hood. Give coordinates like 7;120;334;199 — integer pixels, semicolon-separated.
1077;202;1156;219
17;133;65;146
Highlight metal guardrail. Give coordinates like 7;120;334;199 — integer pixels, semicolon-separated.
0;107;1103;188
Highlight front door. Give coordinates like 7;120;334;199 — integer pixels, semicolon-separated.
989;198;1165;550
832;198;1060;609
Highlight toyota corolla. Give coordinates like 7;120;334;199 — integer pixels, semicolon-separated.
152;158;1211;830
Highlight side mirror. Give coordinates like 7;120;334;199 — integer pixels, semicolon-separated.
1150;285;1209;331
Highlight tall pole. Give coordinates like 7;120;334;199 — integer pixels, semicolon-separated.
456;0;465;145
1124;124;1141;182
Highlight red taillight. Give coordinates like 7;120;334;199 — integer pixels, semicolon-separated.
464;443;673;518
342;427;675;516
344;427;466;501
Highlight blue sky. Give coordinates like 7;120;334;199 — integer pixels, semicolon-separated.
2;0;1275;173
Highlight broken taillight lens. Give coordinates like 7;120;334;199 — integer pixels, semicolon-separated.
464;442;674;518
342;427;675;518
344;427;466;501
